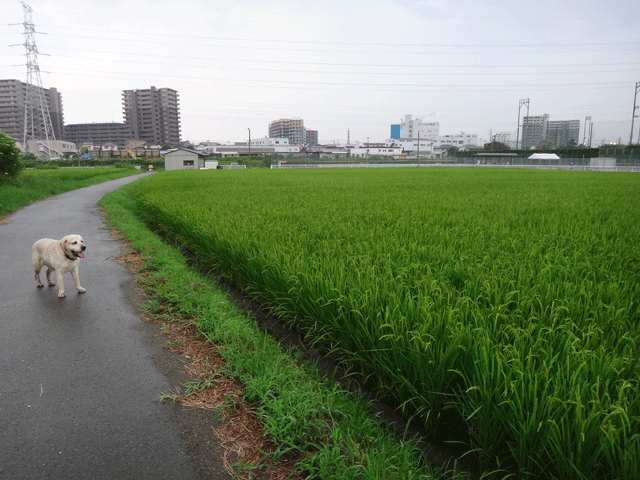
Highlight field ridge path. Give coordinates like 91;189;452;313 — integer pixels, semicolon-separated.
0;173;227;479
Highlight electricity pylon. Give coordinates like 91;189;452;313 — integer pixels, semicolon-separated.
631;82;640;145
21;2;57;159
516;98;529;150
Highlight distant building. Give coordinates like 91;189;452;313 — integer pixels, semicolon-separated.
64;122;133;146
268;118;318;146
386;139;434;157
268;118;306;145
0;78;64;143
391;115;478;151
122;86;181;146
522;114;580;149
199;137;301;157
26;139;76;158
436;132;478;147
522;114;549;149
251;137;296;149
306;129;318;146
349;141;405;158
546;119;580;148
399;114;439;140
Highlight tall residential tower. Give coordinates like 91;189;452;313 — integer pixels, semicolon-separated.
522;114;580;149
268;118;306;145
122;86;181;146
0;79;64;144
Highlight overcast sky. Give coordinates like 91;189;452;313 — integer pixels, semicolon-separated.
1;0;638;145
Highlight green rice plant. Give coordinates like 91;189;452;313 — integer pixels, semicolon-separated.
99;183;443;479
128;168;640;479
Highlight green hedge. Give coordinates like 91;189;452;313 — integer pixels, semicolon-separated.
22;156;164;171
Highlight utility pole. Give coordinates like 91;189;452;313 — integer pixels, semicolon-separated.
247;128;251;168
630;82;640;145
416;131;420;165
516;98;529;150
583;116;591;146
366;137;369;161
20;2;56;159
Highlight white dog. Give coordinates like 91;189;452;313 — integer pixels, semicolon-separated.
32;235;87;298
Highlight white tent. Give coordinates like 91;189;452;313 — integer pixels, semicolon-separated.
528;153;560;160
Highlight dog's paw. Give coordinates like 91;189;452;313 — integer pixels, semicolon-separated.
58;291;66;298
48;282;56;287
78;287;86;293
36;282;44;288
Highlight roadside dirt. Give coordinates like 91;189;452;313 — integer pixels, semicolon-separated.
113;234;302;480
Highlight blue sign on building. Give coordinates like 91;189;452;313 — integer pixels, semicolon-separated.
390;124;400;139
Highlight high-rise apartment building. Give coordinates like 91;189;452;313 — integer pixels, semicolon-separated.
0;78;64;143
522;114;580;149
521;114;548;150
546;119;581;148
122;86;181;146
268;118;306;145
305;129;318;146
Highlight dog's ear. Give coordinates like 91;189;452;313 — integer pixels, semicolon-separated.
60;236;68;251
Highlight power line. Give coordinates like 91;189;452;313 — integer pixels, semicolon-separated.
44;52;640;76
34;25;640;49
23;45;639;70
7;27;638;56
39;66;635;91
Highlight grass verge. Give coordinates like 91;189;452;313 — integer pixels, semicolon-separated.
98;178;463;479
0;168;140;218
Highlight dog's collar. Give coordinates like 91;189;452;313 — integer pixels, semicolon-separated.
64;252;77;261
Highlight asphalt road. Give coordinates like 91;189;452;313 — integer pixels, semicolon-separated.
0;173;226;479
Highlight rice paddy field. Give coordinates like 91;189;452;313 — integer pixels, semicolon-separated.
130;167;639;479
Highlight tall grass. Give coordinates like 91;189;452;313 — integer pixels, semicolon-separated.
0;167;140;217
130;168;640;479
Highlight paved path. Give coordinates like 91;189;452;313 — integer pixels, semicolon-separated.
0;174;226;479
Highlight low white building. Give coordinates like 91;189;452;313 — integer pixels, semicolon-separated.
197;138;301;157
349;142;405;159
164;147;206;170
250;137;296;149
435;132;479;147
385;139;434;158
307;144;349;159
25;139;77;160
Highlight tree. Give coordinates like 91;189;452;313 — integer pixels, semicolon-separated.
447;146;460;157
484;141;510;151
0;132;23;181
535;139;555;150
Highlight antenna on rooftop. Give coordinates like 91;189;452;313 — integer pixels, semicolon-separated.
21;2;57;159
